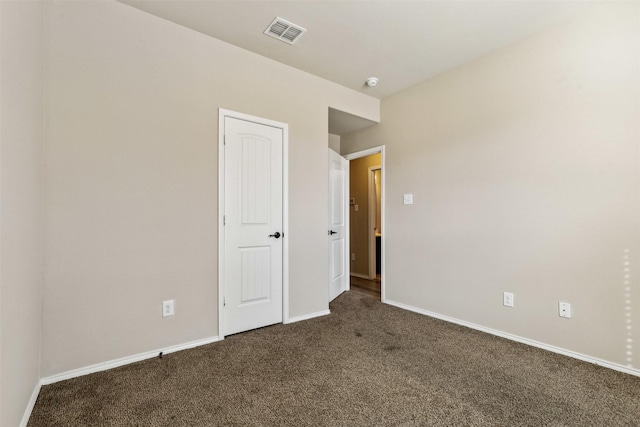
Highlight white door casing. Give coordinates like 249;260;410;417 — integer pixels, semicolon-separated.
368;166;381;280
345;146;385;302
220;111;288;337
328;149;349;301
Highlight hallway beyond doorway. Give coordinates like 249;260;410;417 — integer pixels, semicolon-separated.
350;275;381;299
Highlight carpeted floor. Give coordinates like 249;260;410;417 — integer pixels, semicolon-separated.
29;291;640;426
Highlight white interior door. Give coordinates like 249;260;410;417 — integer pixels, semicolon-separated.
328;149;349;301
224;116;283;335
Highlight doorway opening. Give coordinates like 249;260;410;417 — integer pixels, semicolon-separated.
345;146;385;301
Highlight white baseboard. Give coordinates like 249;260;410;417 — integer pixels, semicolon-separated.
384;299;640;378
286;309;331;324
19;381;42;427
41;336;220;386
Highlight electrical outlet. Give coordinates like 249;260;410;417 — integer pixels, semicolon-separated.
403;194;413;205
559;302;571;318
162;300;175;317
503;292;514;307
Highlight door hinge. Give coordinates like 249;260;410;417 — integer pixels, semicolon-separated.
223;297;226;307
224;135;227;145
223;215;226;226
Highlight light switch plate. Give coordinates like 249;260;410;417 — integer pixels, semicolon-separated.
403;194;413;205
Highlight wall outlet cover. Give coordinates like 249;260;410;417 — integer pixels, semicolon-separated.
503;292;514;307
162;300;175;317
559;302;571;318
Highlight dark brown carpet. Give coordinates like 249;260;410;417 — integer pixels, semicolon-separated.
29;291;640;426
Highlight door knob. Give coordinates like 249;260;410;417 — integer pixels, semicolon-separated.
268;232;281;239
328;230;337;235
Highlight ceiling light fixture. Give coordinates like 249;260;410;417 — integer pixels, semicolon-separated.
365;77;379;87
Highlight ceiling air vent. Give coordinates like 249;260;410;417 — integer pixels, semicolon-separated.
264;17;306;45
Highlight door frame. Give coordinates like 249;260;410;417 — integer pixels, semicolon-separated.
368;165;381;280
345;145;386;302
218;109;289;340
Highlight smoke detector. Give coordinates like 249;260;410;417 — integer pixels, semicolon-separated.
366;77;379;87
264;17;307;45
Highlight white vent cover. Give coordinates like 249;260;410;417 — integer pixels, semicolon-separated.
264;17;306;45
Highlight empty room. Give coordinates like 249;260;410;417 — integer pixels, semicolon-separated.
2;0;639;425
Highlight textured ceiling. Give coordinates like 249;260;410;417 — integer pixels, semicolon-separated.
119;0;594;100
118;1;595;134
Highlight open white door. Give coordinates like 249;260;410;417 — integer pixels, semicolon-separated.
223;116;284;335
328;149;349;301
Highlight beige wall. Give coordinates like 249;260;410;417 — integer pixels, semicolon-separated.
349;154;381;277
342;2;640;368
42;0;378;377
329;133;340;152
0;1;45;425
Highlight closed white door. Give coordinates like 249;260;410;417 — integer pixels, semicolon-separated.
328;149;349;301
224;117;283;335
